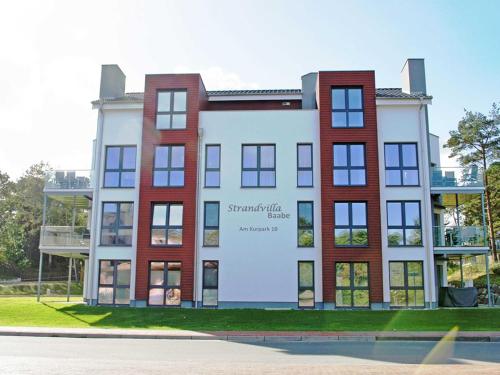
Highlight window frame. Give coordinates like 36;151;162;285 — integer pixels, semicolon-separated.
204;144;221;188
297;143;313;187
298;261;315;309
202;260;219;307
150;202;184;247
331;87;364;128
147;261;182;307
97;260;131;306
152;145;185;188
389;261;425;308
241;144;276;188
103;145;137;188
384;143;420;187
335;262;370;308
100;202;134;247
386;200;423;247
297;201;314;248
155;89;188;130
334;201;368;247
203;201;220;247
333;143;367;186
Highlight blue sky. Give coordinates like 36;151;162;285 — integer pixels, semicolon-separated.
0;0;498;178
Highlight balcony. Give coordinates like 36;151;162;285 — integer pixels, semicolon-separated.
433;225;488;250
44;170;93;195
39;226;90;254
431;167;484;193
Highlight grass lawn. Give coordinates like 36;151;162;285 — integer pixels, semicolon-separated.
0;297;499;332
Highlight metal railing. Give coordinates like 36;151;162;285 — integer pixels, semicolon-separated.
433;226;488;247
39;226;91;248
45;170;92;190
431;166;483;188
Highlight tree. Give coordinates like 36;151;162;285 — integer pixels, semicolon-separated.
444;103;500;260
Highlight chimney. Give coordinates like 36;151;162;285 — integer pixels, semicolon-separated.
99;64;126;99
301;72;318;109
401;58;426;95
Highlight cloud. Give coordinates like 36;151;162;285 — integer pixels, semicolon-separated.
173;66;260;90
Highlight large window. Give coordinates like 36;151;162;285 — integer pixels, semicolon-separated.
100;202;133;246
331;87;364;128
98;260;131;305
297;201;314;247
153;145;185;187
241;145;276;187
334;202;368;246
387;201;422;246
205;145;221;188
297;143;313;187
298;261;314;308
148;261;181;306
335;262;369;308
156;90;187;129
151;203;183;246
389;261;424;308
203;202;220;247
104;146;136;188
202;261;219;307
333;144;366;186
384;143;419;186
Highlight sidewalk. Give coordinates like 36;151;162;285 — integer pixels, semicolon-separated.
1;326;499;342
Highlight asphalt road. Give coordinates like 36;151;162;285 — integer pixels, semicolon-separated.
1;336;500;374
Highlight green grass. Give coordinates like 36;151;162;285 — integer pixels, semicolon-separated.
0;297;499;331
0;282;83;296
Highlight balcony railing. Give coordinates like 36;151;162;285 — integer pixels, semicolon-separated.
39;226;90;249
433;226;488;247
45;170;92;191
431;167;483;188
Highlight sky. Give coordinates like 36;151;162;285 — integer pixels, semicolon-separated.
0;0;499;179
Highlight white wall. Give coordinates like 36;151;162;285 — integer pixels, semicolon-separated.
377;104;436;305
429;133;441;167
197;110;322;305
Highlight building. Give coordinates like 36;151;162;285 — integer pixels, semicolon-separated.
37;58;493;309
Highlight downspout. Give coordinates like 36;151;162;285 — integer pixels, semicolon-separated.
418;97;436;308
193;127;203;308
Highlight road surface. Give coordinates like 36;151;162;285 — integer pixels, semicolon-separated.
1;336;499;374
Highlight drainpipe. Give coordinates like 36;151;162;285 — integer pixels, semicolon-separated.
193;127;203;308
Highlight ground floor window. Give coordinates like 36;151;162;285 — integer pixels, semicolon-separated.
202;261;218;307
148;261;181;306
389;261;424;308
98;260;131;305
335;262;369;308
298;261;315;308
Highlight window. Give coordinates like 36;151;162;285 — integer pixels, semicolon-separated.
202;261;218;307
148;261;181;306
334;202;368;246
385;143;419;186
331;87;364;128
389;261;424;308
387;201;422;246
98;260;131;305
100;202;133;246
297;143;313;187
153;145;185;187
333;144;366;186
203;202;220;247
156;90;187;129
104;146;136;188
335;263;369;308
151;203;183;246
205;145;220;188
297;202;314;247
298;261;314;308
241;145;276;187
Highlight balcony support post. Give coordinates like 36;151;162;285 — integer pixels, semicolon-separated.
67;258;72;302
42;193;47;226
459;256;464;288
37;252;43;302
486;254;492;306
481;193;487;245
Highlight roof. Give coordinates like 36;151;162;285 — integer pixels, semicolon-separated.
92;88;432;104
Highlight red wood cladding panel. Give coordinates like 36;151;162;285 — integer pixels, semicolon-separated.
135;74;207;303
317;71;383;304
207;100;301;111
